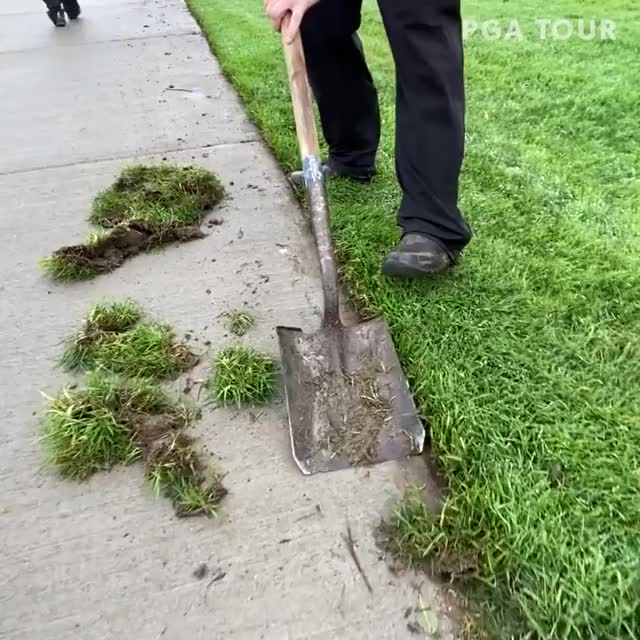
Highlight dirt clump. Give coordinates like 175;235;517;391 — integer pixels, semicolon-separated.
171;342;200;371
51;222;204;277
141;427;227;518
129;413;184;451
128;411;227;518
433;550;480;581
193;563;208;580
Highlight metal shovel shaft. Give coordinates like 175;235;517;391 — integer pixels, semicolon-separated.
281;26;340;329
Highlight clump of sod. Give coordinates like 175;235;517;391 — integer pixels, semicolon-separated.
40;254;98;281
209;344;276;406
42;371;225;516
91;164;225;228
61;300;197;379
144;432;227;517
223;310;255;337
41;164;224;281
41;371;190;479
39;229;116;281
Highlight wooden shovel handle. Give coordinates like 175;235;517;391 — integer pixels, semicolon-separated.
281;18;320;159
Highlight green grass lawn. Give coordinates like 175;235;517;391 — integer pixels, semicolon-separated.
186;0;640;636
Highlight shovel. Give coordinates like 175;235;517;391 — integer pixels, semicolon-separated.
277;24;425;475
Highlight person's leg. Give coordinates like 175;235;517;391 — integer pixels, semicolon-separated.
300;0;380;176
63;0;82;20
43;0;66;26
378;0;471;259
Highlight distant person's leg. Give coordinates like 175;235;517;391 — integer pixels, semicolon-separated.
63;0;82;20
43;0;66;26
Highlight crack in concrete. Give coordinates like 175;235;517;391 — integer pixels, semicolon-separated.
0;139;261;177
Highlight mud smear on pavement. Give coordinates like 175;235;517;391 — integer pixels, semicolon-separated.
50;222;205;278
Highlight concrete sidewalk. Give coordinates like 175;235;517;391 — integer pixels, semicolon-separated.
0;1;456;638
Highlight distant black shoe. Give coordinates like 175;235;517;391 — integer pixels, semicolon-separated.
382;233;456;278
288;160;375;188
48;6;66;26
64;0;81;19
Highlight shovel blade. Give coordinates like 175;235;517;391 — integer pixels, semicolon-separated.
277;318;425;475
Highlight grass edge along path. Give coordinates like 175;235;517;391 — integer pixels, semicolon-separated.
187;1;640;637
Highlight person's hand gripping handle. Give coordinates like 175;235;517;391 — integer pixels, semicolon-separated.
265;0;319;44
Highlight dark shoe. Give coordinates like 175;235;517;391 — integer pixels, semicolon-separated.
382;233;455;278
48;6;66;26
63;0;81;19
288;160;375;189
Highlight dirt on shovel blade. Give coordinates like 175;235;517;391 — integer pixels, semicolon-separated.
315;365;391;467
280;318;425;474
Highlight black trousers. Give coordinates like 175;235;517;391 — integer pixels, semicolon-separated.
42;0;79;9
301;0;471;253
